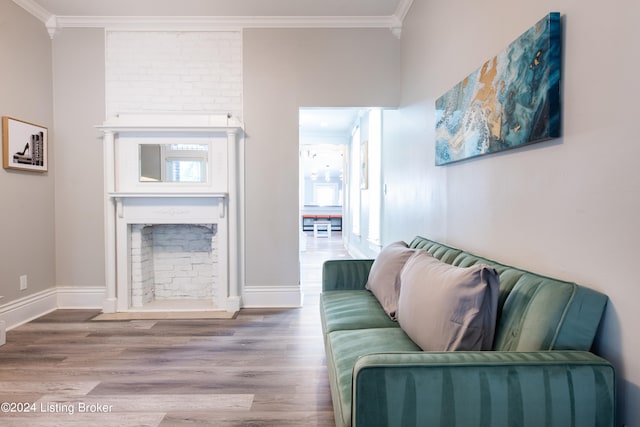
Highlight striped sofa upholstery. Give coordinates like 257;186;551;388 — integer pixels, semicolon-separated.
320;236;615;427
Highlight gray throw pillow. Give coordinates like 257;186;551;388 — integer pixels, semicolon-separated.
397;251;500;351
365;241;416;320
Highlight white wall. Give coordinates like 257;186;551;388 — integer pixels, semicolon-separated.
0;1;55;303
345;111;386;259
385;0;640;423
105;31;243;118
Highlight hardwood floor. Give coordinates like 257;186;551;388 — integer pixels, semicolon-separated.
0;232;350;426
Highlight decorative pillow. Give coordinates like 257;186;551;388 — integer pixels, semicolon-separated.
397;251;500;351
365;241;416;320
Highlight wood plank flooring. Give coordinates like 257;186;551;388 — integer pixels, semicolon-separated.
0;232;351;426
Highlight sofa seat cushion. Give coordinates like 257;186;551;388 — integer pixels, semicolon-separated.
326;328;421;427
320;290;399;334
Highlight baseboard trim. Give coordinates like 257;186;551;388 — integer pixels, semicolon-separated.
0;284;304;336
242;286;303;308
0;287;106;332
57;286;106;309
0;321;6;346
0;288;58;331
347;242;370;260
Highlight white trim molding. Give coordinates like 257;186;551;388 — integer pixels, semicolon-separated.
11;0;51;23
0;289;58;333
97;114;243;314
390;0;414;38
394;0;415;23
0;283;302;345
0;321;5;346
58;15;395;31
10;0;60;38
13;0;415;39
0;287;106;336
57;287;107;309
242;286;303;308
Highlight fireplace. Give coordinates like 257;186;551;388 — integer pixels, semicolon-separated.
97;114;243;313
130;224;222;310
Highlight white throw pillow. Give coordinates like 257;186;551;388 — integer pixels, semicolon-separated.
397;251;500;351
365;241;416;320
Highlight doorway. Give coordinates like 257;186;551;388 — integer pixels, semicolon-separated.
299;107;360;294
299;108;361;254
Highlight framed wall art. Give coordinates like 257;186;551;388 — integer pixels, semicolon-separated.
435;12;562;165
2;116;48;172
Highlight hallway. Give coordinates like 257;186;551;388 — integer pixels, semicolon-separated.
300;231;352;296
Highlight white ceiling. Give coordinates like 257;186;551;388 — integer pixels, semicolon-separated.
299;108;362;136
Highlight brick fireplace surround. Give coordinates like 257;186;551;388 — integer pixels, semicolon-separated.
130;224;221;310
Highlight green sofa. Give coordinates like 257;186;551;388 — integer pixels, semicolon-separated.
320;236;615;427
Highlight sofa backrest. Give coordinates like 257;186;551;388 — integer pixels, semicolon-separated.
408;236;608;352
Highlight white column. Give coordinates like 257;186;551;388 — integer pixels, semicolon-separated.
226;128;242;312
114;198;130;312
102;131;117;312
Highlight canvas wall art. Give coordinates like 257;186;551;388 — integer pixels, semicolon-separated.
435;12;561;165
2;116;48;172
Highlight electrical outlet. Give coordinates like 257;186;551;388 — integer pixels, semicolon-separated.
19;275;27;291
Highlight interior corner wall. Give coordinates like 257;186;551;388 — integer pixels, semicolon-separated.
0;1;55;304
243;28;400;302
389;0;640;423
52;28;106;291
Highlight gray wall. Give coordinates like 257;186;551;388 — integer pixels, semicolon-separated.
48;26;400;300
0;1;55;302
3;1;637;422
52;28;106;291
383;0;640;423
243;28;400;290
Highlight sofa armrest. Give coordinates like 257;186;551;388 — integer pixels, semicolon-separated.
322;259;375;291
353;351;615;427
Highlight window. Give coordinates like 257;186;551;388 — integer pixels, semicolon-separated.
314;183;338;206
165;159;206;182
163;144;208;183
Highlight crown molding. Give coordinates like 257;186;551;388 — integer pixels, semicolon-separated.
390;0;414;38
11;0;60;38
393;0;415;23
12;0;50;23
56;15;396;31
13;0;415;39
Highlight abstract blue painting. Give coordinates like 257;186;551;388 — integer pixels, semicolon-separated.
435;12;561;165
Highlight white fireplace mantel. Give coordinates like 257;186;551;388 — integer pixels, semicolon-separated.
97;114;244;313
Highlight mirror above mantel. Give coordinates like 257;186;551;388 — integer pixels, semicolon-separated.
96;113;243;195
96;113;245;314
140;143;209;183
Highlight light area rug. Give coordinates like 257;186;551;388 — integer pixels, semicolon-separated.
92;311;238;321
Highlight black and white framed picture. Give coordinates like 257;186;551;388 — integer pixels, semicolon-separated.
2;116;48;172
